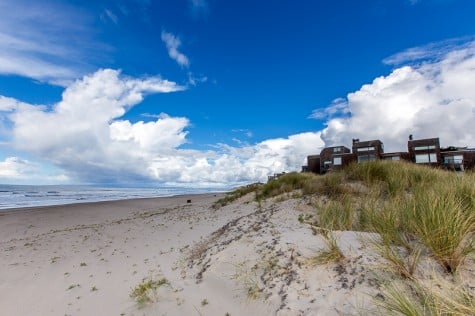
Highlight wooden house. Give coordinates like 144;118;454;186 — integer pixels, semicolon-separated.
408;136;441;165
352;139;384;162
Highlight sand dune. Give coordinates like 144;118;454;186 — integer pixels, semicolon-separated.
1;193;474;315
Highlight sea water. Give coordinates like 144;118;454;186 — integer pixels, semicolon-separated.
0;184;216;210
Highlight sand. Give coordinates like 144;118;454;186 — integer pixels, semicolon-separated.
3;192;471;315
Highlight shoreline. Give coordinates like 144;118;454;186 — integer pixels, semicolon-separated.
0;192;226;215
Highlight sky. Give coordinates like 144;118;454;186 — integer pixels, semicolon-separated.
0;0;475;187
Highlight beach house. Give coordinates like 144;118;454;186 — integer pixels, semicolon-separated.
303;135;475;174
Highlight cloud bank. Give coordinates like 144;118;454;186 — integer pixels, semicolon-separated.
319;42;475;152
2;40;475;187
0;69;322;186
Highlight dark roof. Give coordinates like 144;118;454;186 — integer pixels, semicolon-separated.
352;139;383;147
408;137;440;144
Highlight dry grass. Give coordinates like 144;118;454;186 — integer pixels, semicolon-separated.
221;161;475;312
213;183;262;208
377;277;475;316
310;233;345;265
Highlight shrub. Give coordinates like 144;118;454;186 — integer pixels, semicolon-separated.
130;277;169;305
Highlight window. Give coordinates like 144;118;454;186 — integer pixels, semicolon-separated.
357;146;375;152
414;145;436;151
444;155;463;164
333;157;342;165
333;147;341;153
384;156;400;161
415;153;437;163
357;154;376;162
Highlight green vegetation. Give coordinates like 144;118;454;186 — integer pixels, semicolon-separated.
310;233;345;265
220;160;475;313
236;161;475;274
213;183;262;208
130;277;169;305
377;278;475;316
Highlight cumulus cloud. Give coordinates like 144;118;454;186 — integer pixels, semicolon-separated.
161;31;190;68
145;131;323;187
317;42;475;152
1;68;321;186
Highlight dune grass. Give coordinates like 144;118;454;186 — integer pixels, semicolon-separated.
377;277;475;316
130;277;169;306
310;233;345;265
213;183;262;208
219;160;475;313
223;161;475;273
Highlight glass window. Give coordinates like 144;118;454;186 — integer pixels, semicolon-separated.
415;153;438;163
333;147;341;153
414;145;436;151
333;157;342;165
444;155;463;164
357;146;375;152
357;154;376;162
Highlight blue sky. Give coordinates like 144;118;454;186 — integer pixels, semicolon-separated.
1;0;475;186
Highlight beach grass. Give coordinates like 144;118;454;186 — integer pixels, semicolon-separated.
130;277;169;305
310;233;345;265
221;160;475;313
213;183;262;208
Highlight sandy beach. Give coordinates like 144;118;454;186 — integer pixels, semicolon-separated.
2;191;474;315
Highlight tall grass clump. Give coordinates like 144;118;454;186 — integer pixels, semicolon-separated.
213;183;262;208
317;195;355;230
310;233;345;265
257;172;321;199
377;277;475;315
345;160;439;197
402;189;475;273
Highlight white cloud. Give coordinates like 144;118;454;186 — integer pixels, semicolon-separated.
0;156;70;184
318;43;475;152
0;96;30;112
0;0;106;85
161;31;190;68
309;98;349;119
0;157;34;178
188;72;208;86
1;68;321;186
102;9;119;25
383;36;475;66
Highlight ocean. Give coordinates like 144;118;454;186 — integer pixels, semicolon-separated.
0;184;219;210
